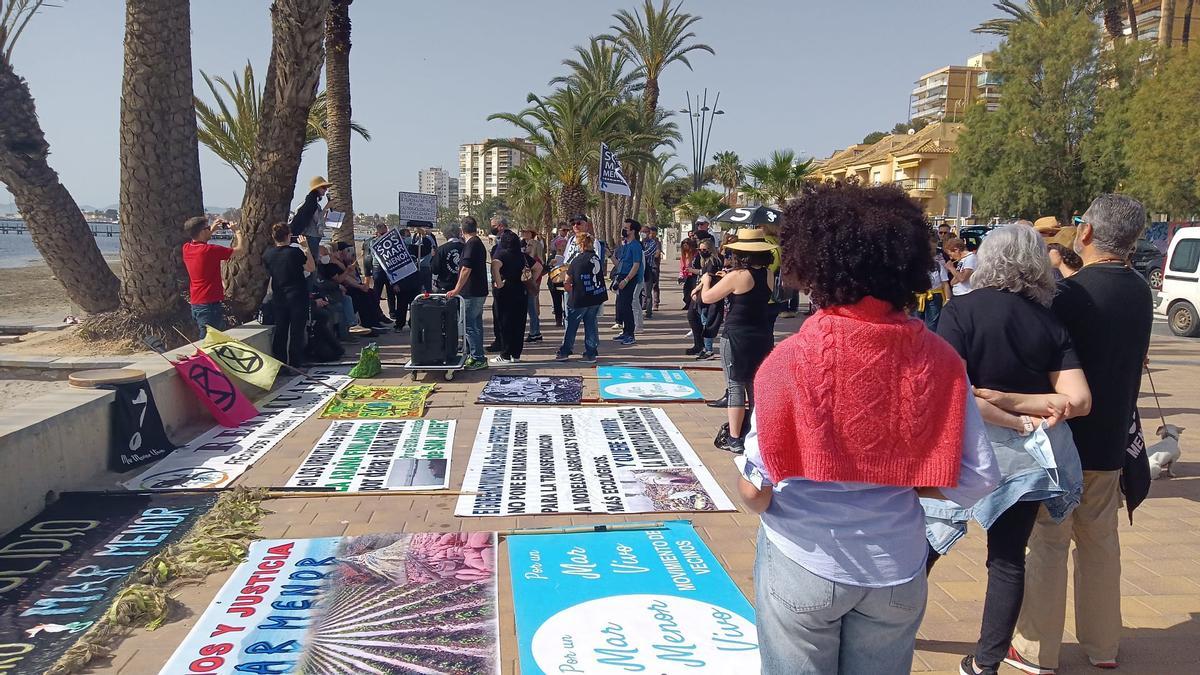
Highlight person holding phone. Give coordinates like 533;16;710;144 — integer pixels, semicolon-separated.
182;215;244;338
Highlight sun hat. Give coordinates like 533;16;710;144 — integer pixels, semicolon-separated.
724;228;779;252
1033;216;1060;235
308;176;333;192
1045;225;1077;249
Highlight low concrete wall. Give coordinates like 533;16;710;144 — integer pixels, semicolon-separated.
0;325;274;535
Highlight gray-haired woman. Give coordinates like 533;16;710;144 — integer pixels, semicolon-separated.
924;224;1091;675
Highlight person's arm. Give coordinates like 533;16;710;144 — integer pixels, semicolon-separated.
289;190;320;236
446;265;471;298
739;478;773;514
975;368;1092;422
491;259;504;288
700;268;745;304
300;246;316;275
228;225;246;255
933;385;1001;507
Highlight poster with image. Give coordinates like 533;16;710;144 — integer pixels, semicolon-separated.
455;407;734;517
477;375;584;405
369;228;418;283
159;532;499;674
320;384;435;419
285;419;453;491
597;367;705;401
507;520;759;674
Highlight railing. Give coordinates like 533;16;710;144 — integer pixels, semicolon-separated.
898;178;939;191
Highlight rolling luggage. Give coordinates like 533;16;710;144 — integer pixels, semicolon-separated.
409;295;461;366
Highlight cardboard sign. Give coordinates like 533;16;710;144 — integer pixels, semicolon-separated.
285;419;453;491
174;352;258;427
508;520;759;674
598;367;705;401
398;190;438;223
201;328;283;391
320;384;434;419
159;533;500;674
106;378;175;471
369;228;418;284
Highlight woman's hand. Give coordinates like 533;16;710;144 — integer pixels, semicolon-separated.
975;388;1073;426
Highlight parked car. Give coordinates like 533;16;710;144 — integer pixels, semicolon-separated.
1156;228;1200;337
1130;238;1166;290
957;225;995;251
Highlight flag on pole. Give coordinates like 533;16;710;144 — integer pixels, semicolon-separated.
174;352;259;427
201;327;283;391
599;142;632;196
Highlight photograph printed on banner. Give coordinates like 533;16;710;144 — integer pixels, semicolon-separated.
285;419;453;491
476;375;583;405
455;407;734;517
321;384;434;419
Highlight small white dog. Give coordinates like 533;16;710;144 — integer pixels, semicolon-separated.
1148;424;1184;479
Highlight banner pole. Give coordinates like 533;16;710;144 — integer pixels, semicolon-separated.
499;521;667;537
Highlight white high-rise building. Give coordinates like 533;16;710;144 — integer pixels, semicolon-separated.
457;139;535;215
417;167;457;214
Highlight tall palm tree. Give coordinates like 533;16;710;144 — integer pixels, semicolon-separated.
740;150;815;207
600;0;714;115
549;38;643;96
1127;0;1140;40
711;150;742;203
224;0;330;320
973;0;1102;36
0;0;120;313
640;152;685;225
325;0;354;246
1160;0;1177;49
195;63;369;183
676;188;726;222
506;155;558;236
1184;0;1196;49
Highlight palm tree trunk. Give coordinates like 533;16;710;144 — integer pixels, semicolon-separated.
1160;0;1177;49
1184;0;1196;48
225;0;329;320
559;182;586;228
325;0;354;246
116;0;204;321
1127;0;1140;40
1103;1;1125;41
631;165;644;224
643;76;660;118
0;62;120;313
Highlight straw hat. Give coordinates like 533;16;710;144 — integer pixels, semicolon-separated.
724;228;778;252
308;176;333;192
1033;216;1060;235
1045;225;1077;249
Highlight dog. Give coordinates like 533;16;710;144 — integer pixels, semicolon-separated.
1147;424;1184;479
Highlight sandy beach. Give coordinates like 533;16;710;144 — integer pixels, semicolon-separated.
0;260;121;326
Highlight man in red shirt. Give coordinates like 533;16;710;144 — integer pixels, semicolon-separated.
182;216;244;337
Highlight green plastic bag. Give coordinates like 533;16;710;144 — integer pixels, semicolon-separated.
348;342;381;379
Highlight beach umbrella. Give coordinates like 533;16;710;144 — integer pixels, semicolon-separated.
713;206;782;227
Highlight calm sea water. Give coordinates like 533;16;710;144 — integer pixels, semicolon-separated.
0;220;123;269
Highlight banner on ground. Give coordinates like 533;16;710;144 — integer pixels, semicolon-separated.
174;352;259;427
477;375;583;405
0;493;214;674
598;367;705;401
123;370;351;491
369;228;418;284
398;190;438;223
286;419;453;491
321;384;434;419
201;327;283;391
599;141;632;196
159;532;500;674
106;378;175;471
508;520;759;674
456;407;734;516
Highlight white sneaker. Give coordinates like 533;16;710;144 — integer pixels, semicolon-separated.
489;355;514;364
684;330;693;338
611;323;622;331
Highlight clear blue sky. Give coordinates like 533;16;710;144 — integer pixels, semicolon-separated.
2;0;999;214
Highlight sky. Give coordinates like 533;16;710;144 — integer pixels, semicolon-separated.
2;0;999;215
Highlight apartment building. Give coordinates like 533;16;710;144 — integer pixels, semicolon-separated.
1118;0;1200;45
417;167;459;213
910;53;996;123
457;139;535;214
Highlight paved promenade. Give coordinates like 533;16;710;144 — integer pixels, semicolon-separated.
92;289;1200;675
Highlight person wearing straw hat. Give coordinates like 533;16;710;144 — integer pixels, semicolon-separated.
289;176;334;260
699;227;778;454
1044;225;1082;281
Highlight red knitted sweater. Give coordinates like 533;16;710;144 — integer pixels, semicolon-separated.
753;297;967;487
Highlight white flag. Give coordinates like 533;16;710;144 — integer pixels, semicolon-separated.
599;142;632;196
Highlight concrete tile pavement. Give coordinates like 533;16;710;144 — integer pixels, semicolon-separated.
88;288;1200;674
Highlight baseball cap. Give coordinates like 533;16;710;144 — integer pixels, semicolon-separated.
335;242;354;251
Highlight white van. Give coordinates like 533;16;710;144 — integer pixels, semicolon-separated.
1156;227;1200;337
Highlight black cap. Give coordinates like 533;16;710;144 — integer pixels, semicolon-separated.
335;241;354;251
569;214;589;222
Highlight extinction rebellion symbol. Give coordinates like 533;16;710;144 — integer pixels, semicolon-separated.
188;361;238;411
211;344;264;374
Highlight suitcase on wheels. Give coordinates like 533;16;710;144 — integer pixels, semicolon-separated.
409;295;460;366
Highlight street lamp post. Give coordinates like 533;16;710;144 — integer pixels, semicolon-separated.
679;88;724;192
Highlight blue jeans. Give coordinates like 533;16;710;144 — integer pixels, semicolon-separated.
463;295;486;360
557;304;600;359
191;302;224;339
527;293;541;335
341;295;356;331
754;529;926;674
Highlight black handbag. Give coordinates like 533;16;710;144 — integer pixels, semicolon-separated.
1120;410;1151;524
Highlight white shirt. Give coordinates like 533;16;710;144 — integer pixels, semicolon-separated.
929;265;949;291
952;253;977;296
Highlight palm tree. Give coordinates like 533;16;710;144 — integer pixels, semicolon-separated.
0;0;120;313
676;188;726;222
740;150;815;207
1127;0;1140;40
973;0;1102;36
506;155;558;236
224;0;330;320
325;0;354;246
1160;0;1177;49
711;150;742;203
549;38;643;95
195;63;370;183
640;152;686;225
600;0;714;115
1184;0;1196;49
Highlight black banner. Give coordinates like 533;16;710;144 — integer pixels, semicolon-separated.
106;379;176;472
0;493;214;673
476;375;584;405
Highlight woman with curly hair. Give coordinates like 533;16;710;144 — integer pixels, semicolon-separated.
737;182;1000;675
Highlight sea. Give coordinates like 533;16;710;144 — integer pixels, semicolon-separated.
0;219;232;269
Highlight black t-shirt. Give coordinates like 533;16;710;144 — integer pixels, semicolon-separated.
262;244;308;298
937;288;1080;394
461;236;488;298
1053;264;1153;471
568;251;608;308
318;261;343;283
694;230;715;245
495;250;531;287
432;240;464;287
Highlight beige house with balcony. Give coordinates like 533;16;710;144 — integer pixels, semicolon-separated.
812;122;962;216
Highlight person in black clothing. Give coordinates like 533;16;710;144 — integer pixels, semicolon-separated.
555;232;608;362
332;242;391;330
692;216;716;246
404;226;437;291
486;215;512;352
687;240;723;358
489;230;539;363
262;223;315;366
431;224;465;293
546;236;568;327
446;216;490;370
364;222;397;320
1011;195;1153;673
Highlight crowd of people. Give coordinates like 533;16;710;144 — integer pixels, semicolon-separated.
182;175;1157;675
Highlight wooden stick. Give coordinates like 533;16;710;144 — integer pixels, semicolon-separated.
267;489;475;499
498;521;667;537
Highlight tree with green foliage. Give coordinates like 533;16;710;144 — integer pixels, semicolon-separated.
862;131;886;144
1126;48;1200;218
711;150;742;203
676;189;727;222
740;150;815;207
947;13;1102;222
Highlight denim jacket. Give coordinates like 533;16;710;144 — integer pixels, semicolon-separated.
923;420;1083;554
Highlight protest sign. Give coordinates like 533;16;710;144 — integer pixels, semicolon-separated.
325;209;345;230
201;327;283;391
598;367;705;402
369;228;418;284
159;532;499;674
286;419;453;491
456;407;734;516
124;370;351;491
174;352;258;427
0;493;213;674
477;375;583;405
106;377;175;471
320;384;434;419
398;190;438;223
508;520;759;674
599;141;632;196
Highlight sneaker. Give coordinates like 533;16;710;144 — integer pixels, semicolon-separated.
490;355;515;364
526;333;543;343
1004;647;1056;675
554;353;571;362
376;317;394;326
581;354;597;363
611;323;622;331
722;436;745;455
611;333;627;341
464;358;488;371
685;346;702;356
684;330;693;338
696;350;714;360
778;310;798;319
619;335;636;346
959;655;997;675
1088;657;1118;670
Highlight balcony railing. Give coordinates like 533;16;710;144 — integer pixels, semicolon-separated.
898;178;939;191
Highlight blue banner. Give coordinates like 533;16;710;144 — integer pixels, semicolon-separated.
597;367;705;401
508;520;759;674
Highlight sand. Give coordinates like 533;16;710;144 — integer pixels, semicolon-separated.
0;261;122;326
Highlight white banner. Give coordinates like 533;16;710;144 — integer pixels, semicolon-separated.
398;190;438;223
599;142;632;196
455;407;734;516
123;370;351;491
369;228;418;284
286;419;453;491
